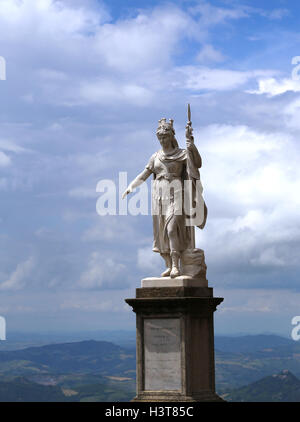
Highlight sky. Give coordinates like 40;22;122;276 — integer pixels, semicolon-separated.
0;0;300;337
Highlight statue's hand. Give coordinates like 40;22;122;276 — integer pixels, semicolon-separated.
186;140;194;150
186;123;194;143
122;187;131;199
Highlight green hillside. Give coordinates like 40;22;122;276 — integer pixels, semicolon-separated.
0;340;136;376
225;370;300;402
0;377;67;402
0;340;136;402
215;335;300;392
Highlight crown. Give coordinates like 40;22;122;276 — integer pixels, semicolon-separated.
156;118;175;134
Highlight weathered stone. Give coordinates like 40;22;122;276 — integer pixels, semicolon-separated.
136;286;213;298
180;248;207;279
125;287;224;402
144;318;181;391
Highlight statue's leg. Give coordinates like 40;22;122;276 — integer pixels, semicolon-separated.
160;253;171;277
166;218;181;278
170;251;180;278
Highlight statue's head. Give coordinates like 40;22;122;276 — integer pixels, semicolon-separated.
156;118;178;149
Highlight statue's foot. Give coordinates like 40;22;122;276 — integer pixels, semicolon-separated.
161;268;171;277
170;267;180;278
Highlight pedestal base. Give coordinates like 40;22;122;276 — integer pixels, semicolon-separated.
126;283;224;402
142;276;208;288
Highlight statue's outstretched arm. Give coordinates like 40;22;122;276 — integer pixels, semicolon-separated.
122;168;152;199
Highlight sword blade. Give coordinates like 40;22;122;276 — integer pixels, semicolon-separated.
188;103;191;123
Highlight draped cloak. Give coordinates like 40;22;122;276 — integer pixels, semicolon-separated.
145;144;207;254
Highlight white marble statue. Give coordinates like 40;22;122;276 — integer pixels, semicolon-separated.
123;106;207;279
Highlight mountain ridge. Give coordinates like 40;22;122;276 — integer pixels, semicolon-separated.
226;370;300;402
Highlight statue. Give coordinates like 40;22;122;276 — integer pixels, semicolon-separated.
122;105;207;279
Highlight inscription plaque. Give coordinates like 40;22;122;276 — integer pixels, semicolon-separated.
144;318;181;391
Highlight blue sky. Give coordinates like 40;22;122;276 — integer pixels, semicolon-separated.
0;0;300;337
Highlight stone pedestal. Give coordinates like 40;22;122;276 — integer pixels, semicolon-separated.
125;277;224;402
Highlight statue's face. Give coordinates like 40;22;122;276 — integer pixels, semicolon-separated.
157;130;173;149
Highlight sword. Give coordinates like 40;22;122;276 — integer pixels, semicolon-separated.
187;103;194;142
186;104;195;249
188;103;191;124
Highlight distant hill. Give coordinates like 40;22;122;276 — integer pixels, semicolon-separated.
0;340;136;402
215;335;293;354
0;330;136;351
225;370;300;402
215;335;300;392
0;340;135;376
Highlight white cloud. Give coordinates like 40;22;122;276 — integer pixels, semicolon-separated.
265;8;290;21
199;124;295;206
178;66;275;92
78;252;126;290
194;123;300;283
196;44;225;64
78;79;153;106
0;138;27;153
283;98;300;130
82;217;136;242
0;1;197;107
0;151;11;167
0;257;35;291
0;0;271;109
190;2;249;25
250;247;286;268
0;0;108;37
216;288;300;316
94;8;188;71
249;77;300;97
137;247;163;273
0;139;28;168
